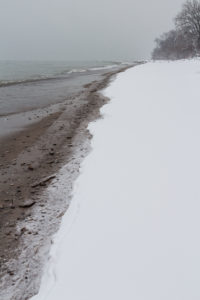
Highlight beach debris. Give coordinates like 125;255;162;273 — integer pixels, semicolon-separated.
20;227;28;234
57;211;66;218
47;160;55;164
31;175;56;188
49;149;55;155
19;200;36;208
10;201;15;209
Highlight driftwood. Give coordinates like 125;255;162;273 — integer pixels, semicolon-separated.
19;200;36;208
31;175;56;188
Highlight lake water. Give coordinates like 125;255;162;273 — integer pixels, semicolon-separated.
0;61;126;115
0;61;121;86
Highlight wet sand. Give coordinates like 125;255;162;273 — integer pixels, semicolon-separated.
0;65;138;300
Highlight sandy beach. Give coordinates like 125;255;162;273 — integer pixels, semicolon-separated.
1;0;200;299
0;64;136;300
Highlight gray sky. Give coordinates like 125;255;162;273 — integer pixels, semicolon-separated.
0;0;186;61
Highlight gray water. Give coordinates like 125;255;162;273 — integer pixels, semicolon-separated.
0;61;121;86
0;61;126;116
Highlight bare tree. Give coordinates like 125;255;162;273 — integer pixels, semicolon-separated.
175;0;200;53
152;30;195;60
152;0;200;60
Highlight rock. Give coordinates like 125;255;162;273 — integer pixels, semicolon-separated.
47;160;55;164
5;231;12;236
21;227;27;234
8;270;14;276
28;165;34;171
16;187;21;193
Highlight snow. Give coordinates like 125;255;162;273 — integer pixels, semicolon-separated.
31;60;200;300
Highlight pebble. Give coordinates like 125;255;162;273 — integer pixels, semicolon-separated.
28;165;34;171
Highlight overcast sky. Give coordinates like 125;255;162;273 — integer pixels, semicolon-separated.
0;0;187;61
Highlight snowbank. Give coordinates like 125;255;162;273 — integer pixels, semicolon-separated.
31;60;200;300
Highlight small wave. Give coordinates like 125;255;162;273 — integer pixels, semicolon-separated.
88;64;119;71
0;76;59;88
67;69;87;74
0;63;129;88
120;62;133;65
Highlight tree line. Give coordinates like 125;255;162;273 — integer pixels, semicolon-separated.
152;0;200;60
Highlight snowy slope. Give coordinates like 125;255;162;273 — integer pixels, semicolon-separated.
31;60;200;300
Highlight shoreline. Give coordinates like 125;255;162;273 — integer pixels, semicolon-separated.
0;65;137;300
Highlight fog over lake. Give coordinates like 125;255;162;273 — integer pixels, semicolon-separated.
0;0;187;61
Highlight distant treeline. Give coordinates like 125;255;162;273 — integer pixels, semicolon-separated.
152;0;200;60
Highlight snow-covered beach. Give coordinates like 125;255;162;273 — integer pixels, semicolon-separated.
32;60;200;300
